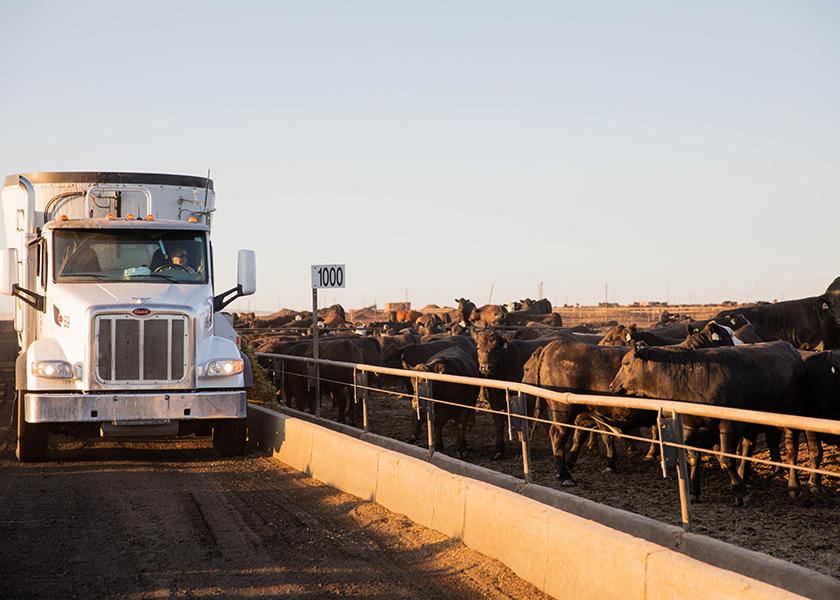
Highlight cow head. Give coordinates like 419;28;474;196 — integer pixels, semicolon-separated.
817;292;840;327
472;328;508;376
609;348;638;395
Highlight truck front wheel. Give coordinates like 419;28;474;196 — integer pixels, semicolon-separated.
213;418;247;457
16;392;49;462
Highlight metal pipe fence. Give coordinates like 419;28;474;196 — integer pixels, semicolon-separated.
257;351;840;529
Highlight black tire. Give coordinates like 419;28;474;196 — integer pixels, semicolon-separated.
213;418;247;457
16;392;49;462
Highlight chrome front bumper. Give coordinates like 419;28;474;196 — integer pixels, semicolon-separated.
24;391;246;424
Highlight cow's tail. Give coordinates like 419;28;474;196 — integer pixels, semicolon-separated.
522;346;545;429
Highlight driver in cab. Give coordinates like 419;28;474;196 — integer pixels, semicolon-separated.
162;247;195;274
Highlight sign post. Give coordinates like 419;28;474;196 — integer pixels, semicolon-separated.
310;264;346;418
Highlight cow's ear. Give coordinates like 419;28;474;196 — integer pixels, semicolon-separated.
629;324;637;331
633;340;647;352
434;363;446;374
818;295;830;311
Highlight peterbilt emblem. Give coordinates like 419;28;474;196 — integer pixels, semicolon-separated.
132;308;152;317
53;305;70;328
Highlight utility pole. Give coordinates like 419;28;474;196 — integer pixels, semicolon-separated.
604;283;608;324
538;280;544;299
488;283;495;304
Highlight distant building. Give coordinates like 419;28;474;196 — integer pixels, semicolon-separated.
384;302;411;312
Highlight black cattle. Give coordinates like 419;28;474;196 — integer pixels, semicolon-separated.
377;332;421;368
827;278;840;293
500;311;562;327
716;292;840;350
455;298;477;326
609;341;805;505
411;345;481;458
472;329;558;458
400;335;476;369
599;324;684;347
796;351;840;491
522;340;630;484
518;298;552;315
278;339;365;425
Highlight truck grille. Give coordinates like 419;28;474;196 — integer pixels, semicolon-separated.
95;314;189;383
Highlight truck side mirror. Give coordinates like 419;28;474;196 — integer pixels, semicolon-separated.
237;250;256;296
0;248;18;295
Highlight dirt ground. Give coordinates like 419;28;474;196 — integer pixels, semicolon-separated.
294;383;840;580
0;402;546;600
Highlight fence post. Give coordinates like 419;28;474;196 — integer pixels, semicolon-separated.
509;391;532;483
657;410;691;529
278;358;285;403
673;412;691;530
418;379;434;457
355;369;368;432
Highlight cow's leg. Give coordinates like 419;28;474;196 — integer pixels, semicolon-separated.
719;423;748;507
644;426;659;461
567;414;591;470
765;428;783;475
784;428;801;497
334;390;346;424
408;408;424;444
683;427;702;502
738;434;755;484
548;412;575;486
434;412;446;452
529;396;545;438
603;432;618;473
806;431;823;493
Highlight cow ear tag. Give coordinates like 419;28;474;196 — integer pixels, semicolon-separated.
832;367;836;374
822;302;830;310
712;333;720;341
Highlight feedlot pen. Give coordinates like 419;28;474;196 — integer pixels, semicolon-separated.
259;352;840;580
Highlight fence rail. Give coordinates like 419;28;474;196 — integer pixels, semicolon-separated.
257;351;840;529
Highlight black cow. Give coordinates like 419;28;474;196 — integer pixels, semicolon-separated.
795;351;840;491
522;340;629;484
411;345;481;458
716;292;840;350
599;324;684;347
400;335;476;369
500;311;563;327
472;329;558;458
278;339;365;425
609;341;805;505
455;298;477;326
518;298;552;315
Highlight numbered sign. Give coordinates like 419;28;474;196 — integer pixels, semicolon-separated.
311;264;346;289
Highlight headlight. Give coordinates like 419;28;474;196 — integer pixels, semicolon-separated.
31;360;74;379
205;359;244;377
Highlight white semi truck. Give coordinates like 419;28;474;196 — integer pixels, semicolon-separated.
0;172;256;461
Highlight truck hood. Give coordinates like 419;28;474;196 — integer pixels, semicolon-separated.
52;282;211;312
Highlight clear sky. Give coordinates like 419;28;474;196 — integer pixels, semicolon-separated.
1;1;838;312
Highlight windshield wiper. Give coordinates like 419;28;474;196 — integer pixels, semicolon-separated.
143;273;181;283
63;273;109;281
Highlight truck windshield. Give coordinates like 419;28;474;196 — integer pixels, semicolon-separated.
54;229;208;284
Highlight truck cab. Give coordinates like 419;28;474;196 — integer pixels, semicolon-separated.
0;172;256;461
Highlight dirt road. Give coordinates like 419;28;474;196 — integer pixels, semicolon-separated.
0;407;546;599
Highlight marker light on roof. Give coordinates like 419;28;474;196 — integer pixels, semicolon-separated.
58;215;69;222
145;214;155;221
106;213;116;220
188;216;198;223
126;213;136;221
